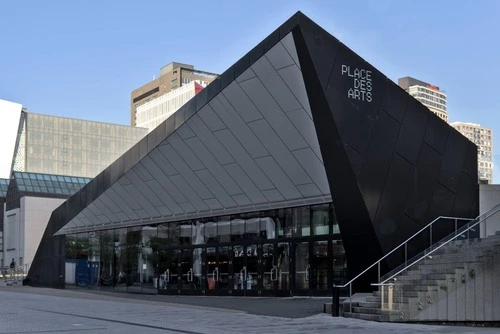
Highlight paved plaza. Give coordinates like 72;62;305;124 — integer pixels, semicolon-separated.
0;285;498;333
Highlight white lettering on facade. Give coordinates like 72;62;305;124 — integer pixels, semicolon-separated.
341;64;373;103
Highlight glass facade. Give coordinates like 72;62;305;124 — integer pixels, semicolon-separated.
0;179;9;197
13;172;90;195
64;203;347;296
16;113;147;178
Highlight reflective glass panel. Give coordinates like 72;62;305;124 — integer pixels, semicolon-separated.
312;204;330;235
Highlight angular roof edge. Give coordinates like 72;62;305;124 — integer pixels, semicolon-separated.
51;11;312;231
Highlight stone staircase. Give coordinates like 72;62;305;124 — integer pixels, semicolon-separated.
341;291;402;322
341;232;500;322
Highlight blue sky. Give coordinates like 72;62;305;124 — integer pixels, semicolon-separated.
1;1;499;176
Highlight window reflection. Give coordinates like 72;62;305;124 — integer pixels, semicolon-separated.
312;204;330;235
293;207;310;237
124;203;334;246
64;203;340;290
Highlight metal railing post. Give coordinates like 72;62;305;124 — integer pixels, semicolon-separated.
381;285;385;310
349;283;352;314
467;227;470;262
404;243;408;268
377;262;380;283
430;225;433;250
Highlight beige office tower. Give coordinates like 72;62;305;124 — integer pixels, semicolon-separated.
136;81;206;132
11;111;148;178
451;122;493;184
398;77;448;122
130;62;218;127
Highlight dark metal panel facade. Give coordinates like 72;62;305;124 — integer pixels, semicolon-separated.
294;13;478;280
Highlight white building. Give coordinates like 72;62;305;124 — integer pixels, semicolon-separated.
398;77;448;122
0;99;23;179
135;81;206;132
451;122;494;184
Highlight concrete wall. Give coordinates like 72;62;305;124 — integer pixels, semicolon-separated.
411;238;500;321
23;197;65;266
3;208;20;268
479;184;500;237
3;196;65;269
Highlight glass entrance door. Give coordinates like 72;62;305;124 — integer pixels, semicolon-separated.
231;244;258;296
294;241;310;294
293;239;331;296
262;242;290;296
205;246;231;295
180;248;204;295
157;249;180;294
205;246;217;294
311;240;330;296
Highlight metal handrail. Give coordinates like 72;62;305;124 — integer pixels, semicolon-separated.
334;215;472;289
379;203;500;285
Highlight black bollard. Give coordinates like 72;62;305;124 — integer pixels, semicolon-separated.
332;285;340;317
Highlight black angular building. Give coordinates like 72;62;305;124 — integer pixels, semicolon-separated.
28;12;478;296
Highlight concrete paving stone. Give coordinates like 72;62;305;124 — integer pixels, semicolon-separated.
0;285;498;333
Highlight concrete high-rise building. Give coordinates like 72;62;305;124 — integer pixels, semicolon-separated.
398;76;448;122
130;62;218;127
451;122;493;183
135;81;205;132
11;110;148;178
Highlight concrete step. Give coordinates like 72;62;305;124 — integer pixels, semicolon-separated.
352;306;382;315
343;311;383;322
405;284;438;292
434;248;500;258
358;301;380;308
365;296;381;303
412;260;466;267
402;271;453;280
383;263;465;282
399;290;425;298
386;310;409;322
425;249;495;257
424;236;500;252
442;239;500;250
409;268;466;277
404;281;444;288
415;279;443;286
